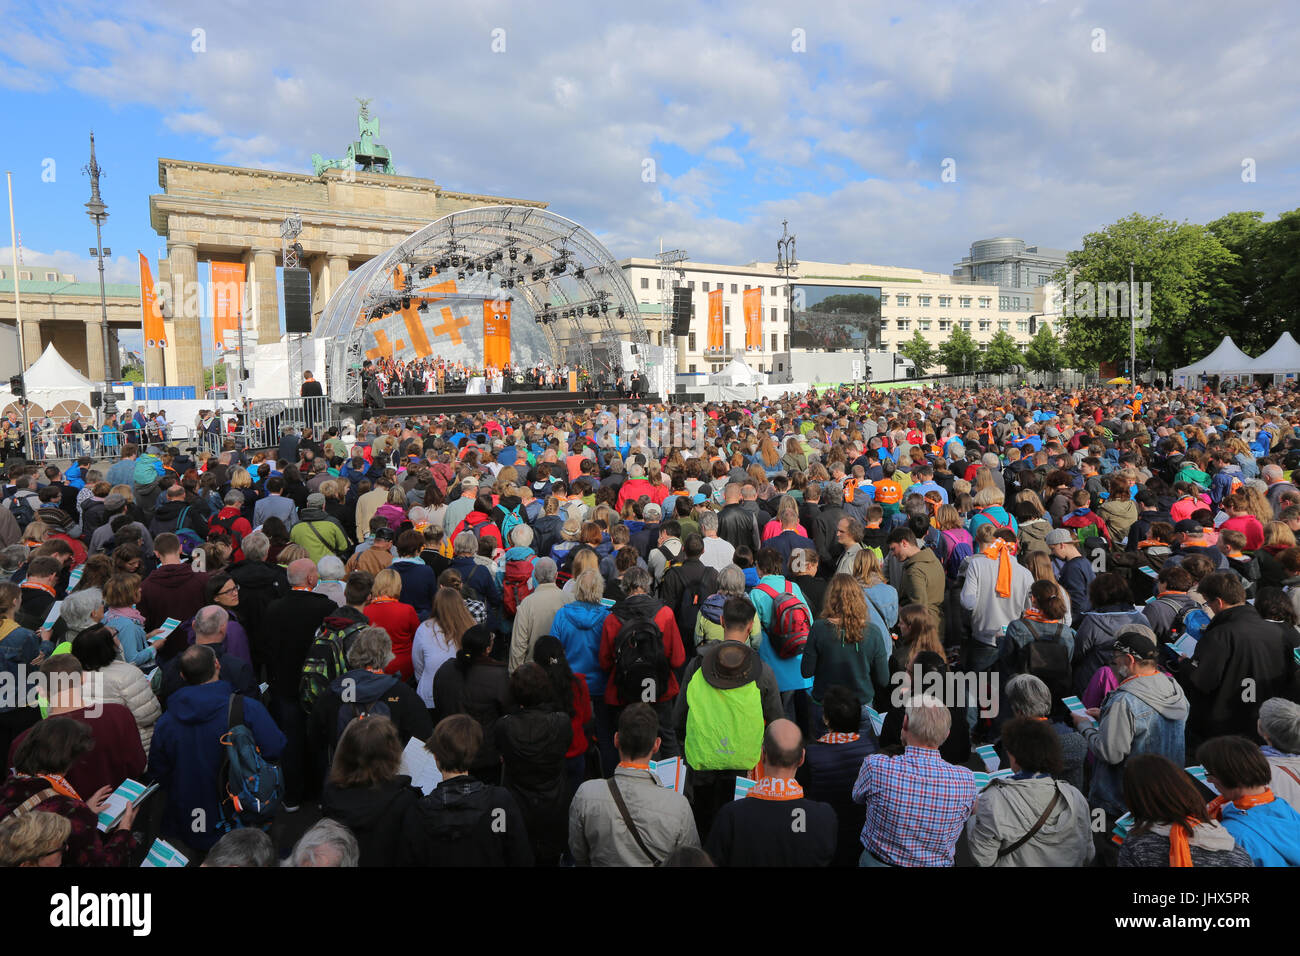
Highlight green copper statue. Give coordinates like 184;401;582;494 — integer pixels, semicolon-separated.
312;98;394;176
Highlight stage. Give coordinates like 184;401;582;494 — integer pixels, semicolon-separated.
339;388;669;420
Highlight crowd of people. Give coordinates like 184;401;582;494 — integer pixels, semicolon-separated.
1;376;1299;869
363;356;588;397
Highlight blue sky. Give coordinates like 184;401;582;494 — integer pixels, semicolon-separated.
2;0;1298;356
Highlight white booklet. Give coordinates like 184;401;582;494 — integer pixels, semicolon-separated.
400;737;443;795
648;756;687;792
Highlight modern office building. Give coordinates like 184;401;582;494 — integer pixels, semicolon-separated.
952;237;1068;306
619;255;1052;376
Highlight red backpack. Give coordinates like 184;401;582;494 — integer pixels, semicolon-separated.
755;582;812;659
502;557;536;617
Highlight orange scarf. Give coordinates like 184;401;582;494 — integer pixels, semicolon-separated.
1022;608;1061;624
818;732;860;744
1207;789;1275;821
1168;816;1204;867
1136;540;1167;549
982;538;1016;598
746;777;804;801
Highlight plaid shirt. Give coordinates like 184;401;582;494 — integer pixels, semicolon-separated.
852;745;977;866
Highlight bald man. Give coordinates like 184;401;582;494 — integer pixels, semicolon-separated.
703;719;837;866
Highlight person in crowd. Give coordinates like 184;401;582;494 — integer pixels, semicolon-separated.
318;714;422;868
69;624;161;752
965;716;1094;867
284;818;360;868
413;584;476;716
797;684;876;867
704;719;837;866
802;573;890;714
852;693;978;867
569;701;699;866
398;714;533;866
1257;697;1300;813
363;568;420;682
431;624;512;782
1116;754;1253;867
508;557;571;673
1198;734;1300;866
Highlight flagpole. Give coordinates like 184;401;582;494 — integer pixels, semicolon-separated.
7;173;32;460
137;251;151;424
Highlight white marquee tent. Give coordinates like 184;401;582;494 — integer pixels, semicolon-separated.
709;357;766;387
0;343;97;420
1249;331;1300;379
1171;336;1257;387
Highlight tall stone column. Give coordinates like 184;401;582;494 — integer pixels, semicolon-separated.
85;321;107;382
314;254;349;330
20;319;42;367
167;240;203;395
244;247;280;344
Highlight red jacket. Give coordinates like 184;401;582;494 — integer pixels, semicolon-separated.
616;478;655;510
453;511;503;550
210;506;252;560
365;598;420;682
597;597;686;705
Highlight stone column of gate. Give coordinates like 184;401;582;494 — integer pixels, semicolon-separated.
244;247;281;345
21;318;42;366
325;255;350;326
167;240;203;395
84;320;107;382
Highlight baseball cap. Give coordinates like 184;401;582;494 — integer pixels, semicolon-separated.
1113;625;1158;661
1175;519;1205;535
374;527;395;541
643;502;663;520
1045;528;1075;546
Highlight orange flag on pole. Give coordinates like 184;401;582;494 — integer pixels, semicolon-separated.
743;287;762;351
483;299;512;367
210;260;245;352
138;252;167;348
707;288;723;353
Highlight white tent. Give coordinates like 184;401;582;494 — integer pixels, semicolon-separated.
1171;336;1256;387
1249;331;1300;378
709;357;765;386
0;343;96;420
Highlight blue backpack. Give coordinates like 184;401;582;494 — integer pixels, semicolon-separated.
499;503;524;545
217;694;282;833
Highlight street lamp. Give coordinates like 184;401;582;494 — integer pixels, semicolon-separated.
83;131;116;420
776;220;797;351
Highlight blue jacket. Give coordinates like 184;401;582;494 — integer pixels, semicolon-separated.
1081;672;1187;817
750;574;814;693
1219;796;1300;867
550;600;612;698
861;581;900;641
392;557;437;620
148;679;285;849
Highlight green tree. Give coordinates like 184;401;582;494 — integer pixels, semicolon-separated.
204;364;228;390
898;329;935;375
937;325;980;376
980;330;1023;374
121;364;144;383
1024;322;1062;374
1052;212;1234;370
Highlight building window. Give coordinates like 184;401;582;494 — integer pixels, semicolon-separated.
939;295;951;308
19;271;31;281
770;307;777;321
1017;320;1028;333
656;279;663;290
918;295;931;307
897;294;910;307
920;320;931;331
770;286;777;296
979;297;991;308
45;272;58;281
688;280;695;290
897;319;910;331
730;283;738;294
961;320;972;331
939;319;952;331
672;279;680;288
725;333;732;351
959;296;972;308
771;332;778;351
979;344;988;352
724;305;731;322
880;293;889;306
640;277;649;289
689;364;697;373
999;320;1010;332
999;295;1010;310
701;281;709;292
688;332;697;351
979;320;992;332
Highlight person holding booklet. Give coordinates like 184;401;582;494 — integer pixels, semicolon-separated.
0;717;139;866
569;702;699;866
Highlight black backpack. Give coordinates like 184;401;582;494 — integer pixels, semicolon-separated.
332;674;399;752
7;494;34;529
1016;620;1072;700
612;614;669;703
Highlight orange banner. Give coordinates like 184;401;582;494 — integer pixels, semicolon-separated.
743;287;762;351
210;260;245;351
482;299;512;368
707;288;723;353
138;252;167;348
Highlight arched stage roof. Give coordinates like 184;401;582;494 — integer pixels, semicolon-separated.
316;206;649;402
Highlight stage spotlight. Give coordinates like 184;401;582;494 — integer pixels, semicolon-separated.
523;252;533;264
457;270;466;280
417;301;428;313
401;297;411;310
509;247;518;260
617;307;625;319
601;303;608;314
575;266;585;280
